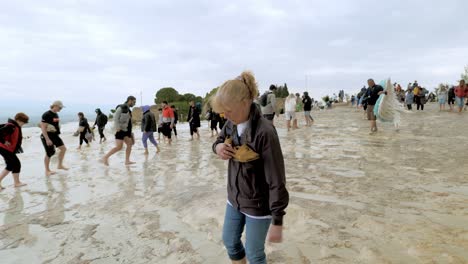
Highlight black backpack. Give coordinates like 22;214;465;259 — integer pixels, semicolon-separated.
259;92;269;107
102;114;108;125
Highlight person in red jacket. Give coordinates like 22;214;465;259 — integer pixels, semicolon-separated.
0;113;29;190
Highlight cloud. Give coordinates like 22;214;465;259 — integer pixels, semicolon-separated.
0;0;467;111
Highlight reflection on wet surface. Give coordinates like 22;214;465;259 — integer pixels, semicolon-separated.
0;103;467;263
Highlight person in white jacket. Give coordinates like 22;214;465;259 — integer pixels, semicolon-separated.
284;94;298;131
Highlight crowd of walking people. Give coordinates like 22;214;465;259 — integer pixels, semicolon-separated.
354;78;468;133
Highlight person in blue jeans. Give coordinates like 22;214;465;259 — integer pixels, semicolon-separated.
141;105;160;154
212;71;289;264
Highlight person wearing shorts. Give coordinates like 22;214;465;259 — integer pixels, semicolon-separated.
0;113;29;190
161;101;175;144
366;79;384;133
101;96;136;166
284;94;297;131
40;101;68;176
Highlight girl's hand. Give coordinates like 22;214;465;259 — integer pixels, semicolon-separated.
215;143;235;160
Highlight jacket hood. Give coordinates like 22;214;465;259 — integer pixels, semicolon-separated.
142;105;151;113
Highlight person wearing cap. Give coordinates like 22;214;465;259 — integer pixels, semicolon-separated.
93;108;108;143
101;96;136;166
40;100;68;176
0;113;29;190
141;105;160;154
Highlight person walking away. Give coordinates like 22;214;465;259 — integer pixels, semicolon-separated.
366;79;384;133
454;80;467;113
302;92;314;126
413;86;422;110
208;109;220;137
187;101;201;140
161;101;175;144
77;112;91;150
212;71;289;264
40;101;68;176
171;105;179;138
417;87;426;111
284;94;297;131
141;105;160;154
101;96;136;166
259;85;278;124
93;108;108;143
0;113;29;190
438;85;448;111
405;89;414;110
447;86;455;112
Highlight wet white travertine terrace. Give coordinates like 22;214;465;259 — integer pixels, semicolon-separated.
0;103;467;263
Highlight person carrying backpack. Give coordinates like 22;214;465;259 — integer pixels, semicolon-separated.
0;113;29;190
93;108;108;143
259;85;278;123
101;96;136;166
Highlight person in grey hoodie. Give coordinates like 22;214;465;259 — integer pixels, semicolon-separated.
141;105;160;154
260;85;278;123
101;96;136;166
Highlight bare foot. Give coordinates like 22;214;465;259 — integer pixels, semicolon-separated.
46;170;57;176
0;185;4;191
14;182;27;188
100;158;109;166
156;148;160;153
125;161;136;165
77;147;81;150
144;151;149;155
58;166;69;171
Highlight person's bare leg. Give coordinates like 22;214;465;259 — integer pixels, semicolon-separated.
0;169;10;190
101;140;124;166
287;120;291;131
57;146;68;170
13;173;26;188
124;137;135;165
44;156;56;176
371;120;377;132
293;119;299;129
144;148;149;155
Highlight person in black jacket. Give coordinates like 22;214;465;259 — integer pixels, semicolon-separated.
302;92;314;126
141;105;160;154
0;113;29;190
93;108;108;143
366;79;385;133
187;101;201;140
171;105;179;138
212;71;289;264
77;112;91;150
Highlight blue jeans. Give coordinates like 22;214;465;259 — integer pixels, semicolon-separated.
222;204;271;264
142;132;158;148
455;96;465;108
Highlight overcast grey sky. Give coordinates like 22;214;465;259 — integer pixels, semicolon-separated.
1;0;467;110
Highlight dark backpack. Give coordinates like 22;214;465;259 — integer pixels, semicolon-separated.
259;92;269;107
102;114;108;125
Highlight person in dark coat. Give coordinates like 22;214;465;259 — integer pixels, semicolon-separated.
141;105;160;154
187;101;201;140
93;108;108;143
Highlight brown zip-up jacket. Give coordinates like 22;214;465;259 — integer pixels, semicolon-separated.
212;104;289;226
